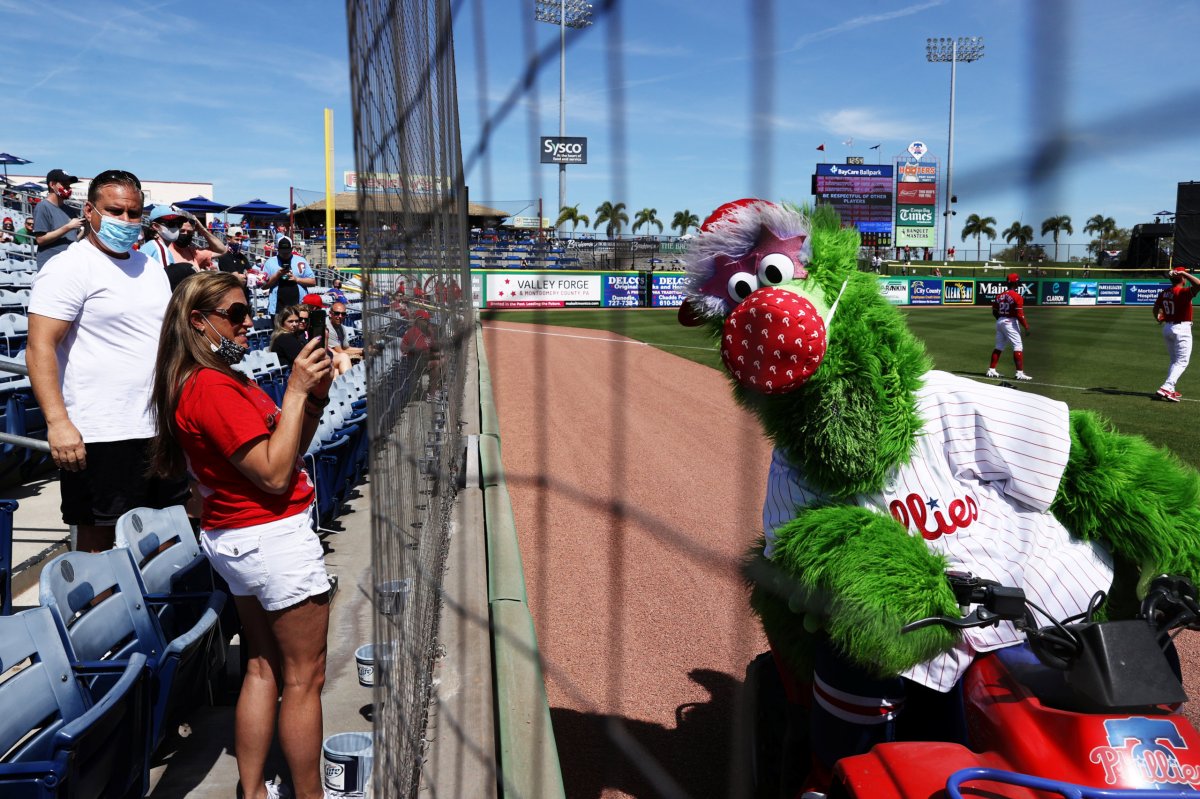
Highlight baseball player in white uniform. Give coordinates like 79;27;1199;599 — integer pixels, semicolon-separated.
986;273;1032;381
1154;266;1200;402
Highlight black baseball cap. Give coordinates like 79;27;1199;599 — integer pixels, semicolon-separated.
46;169;78;186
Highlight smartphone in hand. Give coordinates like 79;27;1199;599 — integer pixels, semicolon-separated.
307;308;327;345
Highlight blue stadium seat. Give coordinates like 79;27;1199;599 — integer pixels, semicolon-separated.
0;606;151;799
39;548;226;753
0;500;17;615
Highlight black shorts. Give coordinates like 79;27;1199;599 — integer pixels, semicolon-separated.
59;438;191;527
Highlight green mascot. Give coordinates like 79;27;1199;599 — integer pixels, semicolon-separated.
678;199;1200;789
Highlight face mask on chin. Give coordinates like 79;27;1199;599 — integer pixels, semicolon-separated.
203;318;249;364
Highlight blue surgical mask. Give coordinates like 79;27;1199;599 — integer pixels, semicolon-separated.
91;213;142;254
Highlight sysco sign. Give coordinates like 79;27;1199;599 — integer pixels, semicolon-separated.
540;136;588;164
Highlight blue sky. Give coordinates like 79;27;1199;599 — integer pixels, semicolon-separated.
456;0;1200;250
4;0;1197;253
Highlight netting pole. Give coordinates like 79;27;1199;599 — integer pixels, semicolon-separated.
325;107;336;269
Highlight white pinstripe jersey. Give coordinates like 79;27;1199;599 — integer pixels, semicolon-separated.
762;370;1114;692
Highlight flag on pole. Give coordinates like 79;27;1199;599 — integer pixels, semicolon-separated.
816;143;825;151
842;137;854;147
869;143;881;150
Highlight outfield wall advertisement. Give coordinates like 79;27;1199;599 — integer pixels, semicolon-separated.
470;271;1181;309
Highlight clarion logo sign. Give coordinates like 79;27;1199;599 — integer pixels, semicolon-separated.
540;136;588;164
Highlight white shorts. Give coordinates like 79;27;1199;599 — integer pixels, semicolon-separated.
200;505;329;612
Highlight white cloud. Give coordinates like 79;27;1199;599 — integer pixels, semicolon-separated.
817;108;915;141
786;1;947;52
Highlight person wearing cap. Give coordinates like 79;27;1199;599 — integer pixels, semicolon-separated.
986;272;1033;381
33;168;83;270
1153;266;1200;402
0;217;14;244
400;309;441;400
262;236;315;315
217;228;253;305
140;204;227;271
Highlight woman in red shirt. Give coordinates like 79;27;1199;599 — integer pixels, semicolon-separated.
149;272;333;799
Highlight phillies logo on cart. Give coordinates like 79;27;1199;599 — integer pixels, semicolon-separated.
1090;717;1200;789
887;492;978;541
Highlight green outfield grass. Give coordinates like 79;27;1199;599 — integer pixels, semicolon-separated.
481;306;1200;468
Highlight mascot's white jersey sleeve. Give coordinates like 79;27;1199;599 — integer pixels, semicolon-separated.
762;370;1114;692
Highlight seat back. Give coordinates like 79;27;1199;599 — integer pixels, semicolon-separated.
0;607;150;799
0;499;17;615
39;549;166;666
115;505;208;595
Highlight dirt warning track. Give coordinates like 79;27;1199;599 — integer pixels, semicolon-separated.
481;319;1200;797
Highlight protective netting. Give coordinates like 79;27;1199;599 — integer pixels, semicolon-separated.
346;0;470;796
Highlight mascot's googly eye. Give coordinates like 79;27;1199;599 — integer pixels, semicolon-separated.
728;272;759;303
757;253;795;286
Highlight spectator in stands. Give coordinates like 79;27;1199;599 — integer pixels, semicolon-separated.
140;205;188;265
148;271;333;799
253;308;274;332
325;277;348;305
270;305;307;370
0;217;14;244
218;230;253;305
33;168;83;270
326;301;361;375
142;206;227;270
401;309;441;400
262;236;315;315
14;216;35;248
28;169;190;553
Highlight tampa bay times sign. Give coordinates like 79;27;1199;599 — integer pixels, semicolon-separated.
540;136;588;164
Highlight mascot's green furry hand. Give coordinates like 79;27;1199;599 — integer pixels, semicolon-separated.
752;504;960;678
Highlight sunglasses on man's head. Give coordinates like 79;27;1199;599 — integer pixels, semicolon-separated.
200;303;251;325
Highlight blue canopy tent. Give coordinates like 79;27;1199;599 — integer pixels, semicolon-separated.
12;182;43;193
0;153;31;183
226;199;286;216
173;196;230;214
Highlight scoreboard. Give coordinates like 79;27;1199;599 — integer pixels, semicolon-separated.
811;163;895;241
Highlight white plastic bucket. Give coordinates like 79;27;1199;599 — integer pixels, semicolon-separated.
322;731;373;796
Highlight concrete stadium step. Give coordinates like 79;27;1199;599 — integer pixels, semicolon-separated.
3;475;70;608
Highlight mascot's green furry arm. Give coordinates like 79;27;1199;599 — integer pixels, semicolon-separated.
680;199;1200;682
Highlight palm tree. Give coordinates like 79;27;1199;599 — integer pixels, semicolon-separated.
593;201;629;238
554;204;589;231
1003;221;1034;261
632;208;663;236
1083;214;1117;258
961;214;997;261
1041;214;1073;262
671;210;700;238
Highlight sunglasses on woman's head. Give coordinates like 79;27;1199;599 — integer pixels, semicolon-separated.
200;303;251;325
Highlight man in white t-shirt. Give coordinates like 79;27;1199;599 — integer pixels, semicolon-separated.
27;169;190;552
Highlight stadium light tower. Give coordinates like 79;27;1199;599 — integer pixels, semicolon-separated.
535;0;592;232
926;36;984;258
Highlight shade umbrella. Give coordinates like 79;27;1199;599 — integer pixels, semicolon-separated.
12;182;43;193
0;153;31;182
226;199;286;216
172;195;230;214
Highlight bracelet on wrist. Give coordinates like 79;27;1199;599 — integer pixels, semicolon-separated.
306;392;330;408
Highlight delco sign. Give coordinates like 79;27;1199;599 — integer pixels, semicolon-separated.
540;136;588;164
897;205;936;226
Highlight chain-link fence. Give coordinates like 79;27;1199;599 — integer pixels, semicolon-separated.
346;0;470;796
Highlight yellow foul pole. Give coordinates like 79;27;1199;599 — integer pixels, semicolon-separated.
324;108;335;270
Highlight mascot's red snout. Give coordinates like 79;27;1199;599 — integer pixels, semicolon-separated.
720;287;827;394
